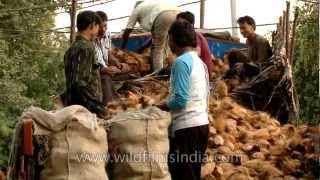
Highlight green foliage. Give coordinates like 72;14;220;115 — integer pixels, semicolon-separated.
294;1;320;125
0;0;68;165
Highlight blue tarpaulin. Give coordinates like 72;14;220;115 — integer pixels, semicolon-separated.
207;39;246;59
112;36;246;59
112;36;151;52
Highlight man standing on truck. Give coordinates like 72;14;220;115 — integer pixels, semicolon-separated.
157;21;209;180
121;0;180;72
64;11;106;117
176;11;214;75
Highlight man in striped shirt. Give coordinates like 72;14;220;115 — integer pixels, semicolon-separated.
95;11;119;105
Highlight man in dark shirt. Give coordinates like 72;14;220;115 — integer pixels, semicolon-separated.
64;11;105;116
237;15;272;64
176;11;213;74
225;16;272;79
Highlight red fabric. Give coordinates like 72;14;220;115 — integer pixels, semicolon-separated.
196;32;213;73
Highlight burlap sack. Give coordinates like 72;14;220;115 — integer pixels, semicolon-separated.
107;107;171;180
21;105;108;180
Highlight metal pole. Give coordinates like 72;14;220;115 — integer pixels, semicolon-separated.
231;0;239;37
200;0;205;28
70;0;77;44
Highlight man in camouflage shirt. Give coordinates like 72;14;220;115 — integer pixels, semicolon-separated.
64;11;105;116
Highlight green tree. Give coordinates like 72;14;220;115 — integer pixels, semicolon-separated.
0;0;68;165
294;1;319;125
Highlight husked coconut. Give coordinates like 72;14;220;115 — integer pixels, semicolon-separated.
224;141;235;151
269;145;285;156
213;165;224;177
241;143;255;152
270;127;281;137
213;135;225;146
209;126;217;136
213;80;228;98
201;162;216;178
281;124;296;138
237;120;254;130
219;163;235;170
261;163;283;177
225;119;238;135
218;146;233;154
251;128;270;139
284;175;299;180
212;114;226;133
256;139;271;149
221;133;236;144
243;159;265;171
251;152;266;160
228;172;252;180
281;158;301;175
201;173;216;180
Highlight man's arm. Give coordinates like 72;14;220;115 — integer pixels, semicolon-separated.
121;8;139;49
76;48;95;87
121;28;133;49
167;59;191;110
100;66;121;76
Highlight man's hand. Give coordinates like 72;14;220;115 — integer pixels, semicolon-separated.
108;52;122;68
121;28;133;49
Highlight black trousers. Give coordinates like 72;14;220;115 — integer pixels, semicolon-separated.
169;125;209;180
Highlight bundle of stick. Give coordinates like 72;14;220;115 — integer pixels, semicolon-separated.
228;57;291;124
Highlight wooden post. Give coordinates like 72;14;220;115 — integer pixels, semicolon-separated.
200;0;205;28
70;0;77;44
290;8;299;65
279;16;283;35
289;9;300;124
285;1;290;59
282;11;286;46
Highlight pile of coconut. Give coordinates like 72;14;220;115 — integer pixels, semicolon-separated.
202;95;319;180
104;77;319;180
